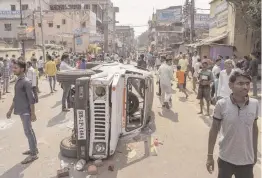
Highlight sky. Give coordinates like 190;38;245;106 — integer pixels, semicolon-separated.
111;0;210;36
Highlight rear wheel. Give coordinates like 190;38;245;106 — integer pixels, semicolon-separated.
128;92;140;115
60;137;77;158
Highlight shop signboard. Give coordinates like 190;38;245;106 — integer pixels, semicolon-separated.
17;25;27;40
0;11;20;19
156;6;182;23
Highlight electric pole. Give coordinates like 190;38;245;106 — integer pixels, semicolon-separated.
190;0;195;42
19;0;25;59
38;0;46;61
103;3;109;54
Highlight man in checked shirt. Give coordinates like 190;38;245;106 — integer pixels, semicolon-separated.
1;59;10;95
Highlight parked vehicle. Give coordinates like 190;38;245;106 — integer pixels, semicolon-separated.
57;62;154;160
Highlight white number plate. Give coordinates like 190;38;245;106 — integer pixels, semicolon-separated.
77;109;86;140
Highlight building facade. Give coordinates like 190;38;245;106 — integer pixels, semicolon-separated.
115;26;135;57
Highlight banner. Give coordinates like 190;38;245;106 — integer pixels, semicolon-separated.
156;6;182;23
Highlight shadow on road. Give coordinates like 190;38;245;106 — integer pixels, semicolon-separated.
39;93;52;99
51;101;62;109
56;112;157;178
0;162;31;178
158;109;179;123
47;112;68;127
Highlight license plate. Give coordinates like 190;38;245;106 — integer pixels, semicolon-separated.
77;109;86;140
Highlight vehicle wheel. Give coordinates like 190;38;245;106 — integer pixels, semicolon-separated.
57;69;96;85
128;92;140;115
60;137;77;158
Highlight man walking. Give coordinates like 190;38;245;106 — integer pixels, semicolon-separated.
27;61;38;103
206;69;259;178
248;52;259;97
6;60;38;164
45;55;57;93
1;59;10;95
60;54;74;112
217;60;234;100
158;57;174;109
197;60;213;116
178;54;189;89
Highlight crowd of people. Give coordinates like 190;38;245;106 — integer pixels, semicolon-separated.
137;51;260;178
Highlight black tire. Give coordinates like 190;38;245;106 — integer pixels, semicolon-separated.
57;69;96;84
60;137;77;158
128;92;140;115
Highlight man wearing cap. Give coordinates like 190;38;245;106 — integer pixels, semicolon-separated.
158;56;174;109
197;59;213;116
206;69;259;178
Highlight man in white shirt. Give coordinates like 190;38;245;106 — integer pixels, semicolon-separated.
217;60;234;100
192;51;200;73
60;54;74;112
178;54;189;89
26;61;38;103
38;56;44;77
158;57;174;109
193;58;202;91
211;58;222;98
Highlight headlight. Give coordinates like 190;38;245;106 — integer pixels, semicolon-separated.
94;142;106;153
95;86;106;97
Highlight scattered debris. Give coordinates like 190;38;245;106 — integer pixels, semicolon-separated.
87;165;98;175
60;160;69;169
57;167;70;178
108;162;115;171
127;150;137;159
0;119;15;130
75;159;86;171
94;160;103;167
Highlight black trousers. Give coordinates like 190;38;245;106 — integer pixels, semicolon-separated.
158;81;161;95
218;158;253;178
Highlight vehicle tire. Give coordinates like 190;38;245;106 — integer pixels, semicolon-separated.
128;92;140;115
57;69;96;84
60;137;77;158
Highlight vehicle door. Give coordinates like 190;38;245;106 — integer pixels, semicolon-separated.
122;74;148;135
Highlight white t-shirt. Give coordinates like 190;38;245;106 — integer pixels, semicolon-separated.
27;66;37;87
193;62;202;77
214;97;259;165
158;63;173;86
217;70;233;98
212;65;221;78
192;55;200;68
178;58;189;72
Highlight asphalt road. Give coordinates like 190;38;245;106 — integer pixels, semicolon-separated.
0;76;260;178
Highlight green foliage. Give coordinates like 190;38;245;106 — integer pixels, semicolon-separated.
227;0;261;30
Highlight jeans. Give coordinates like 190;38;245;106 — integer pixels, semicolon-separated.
20;114;38;154
48;76;56;92
252;76;257;97
218;158;253;178
62;84;71;109
32;86;38;103
3;77;9;93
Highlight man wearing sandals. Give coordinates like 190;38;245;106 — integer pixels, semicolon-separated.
6;60;38;164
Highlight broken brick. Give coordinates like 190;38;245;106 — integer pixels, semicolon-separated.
87;165;98;175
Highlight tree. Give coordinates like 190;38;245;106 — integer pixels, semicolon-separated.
226;0;261;31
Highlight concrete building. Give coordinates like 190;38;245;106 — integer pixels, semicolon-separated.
0;0;50;47
208;0;260;57
115;26;135;57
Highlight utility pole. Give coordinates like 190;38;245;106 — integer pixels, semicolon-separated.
103;3;109;54
190;0;195;43
38;0;46;61
19;0;25;59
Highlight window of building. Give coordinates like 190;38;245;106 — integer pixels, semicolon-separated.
4;24;12;31
62;19;66;25
38;23;41;27
84;4;90;9
48;22;53;27
10;5;16;11
22;4;29;10
57;25;60;29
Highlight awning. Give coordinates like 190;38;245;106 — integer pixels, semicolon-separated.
185;32;229;48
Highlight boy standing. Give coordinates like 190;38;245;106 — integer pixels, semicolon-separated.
6;60;38;164
197;60;213;116
176;66;188;98
27;61;38;103
45;55;57;93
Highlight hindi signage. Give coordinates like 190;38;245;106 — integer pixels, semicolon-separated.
156;6;182;23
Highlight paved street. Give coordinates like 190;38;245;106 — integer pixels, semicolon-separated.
0;76;261;178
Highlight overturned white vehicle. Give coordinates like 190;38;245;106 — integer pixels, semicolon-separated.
57;62;154;161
